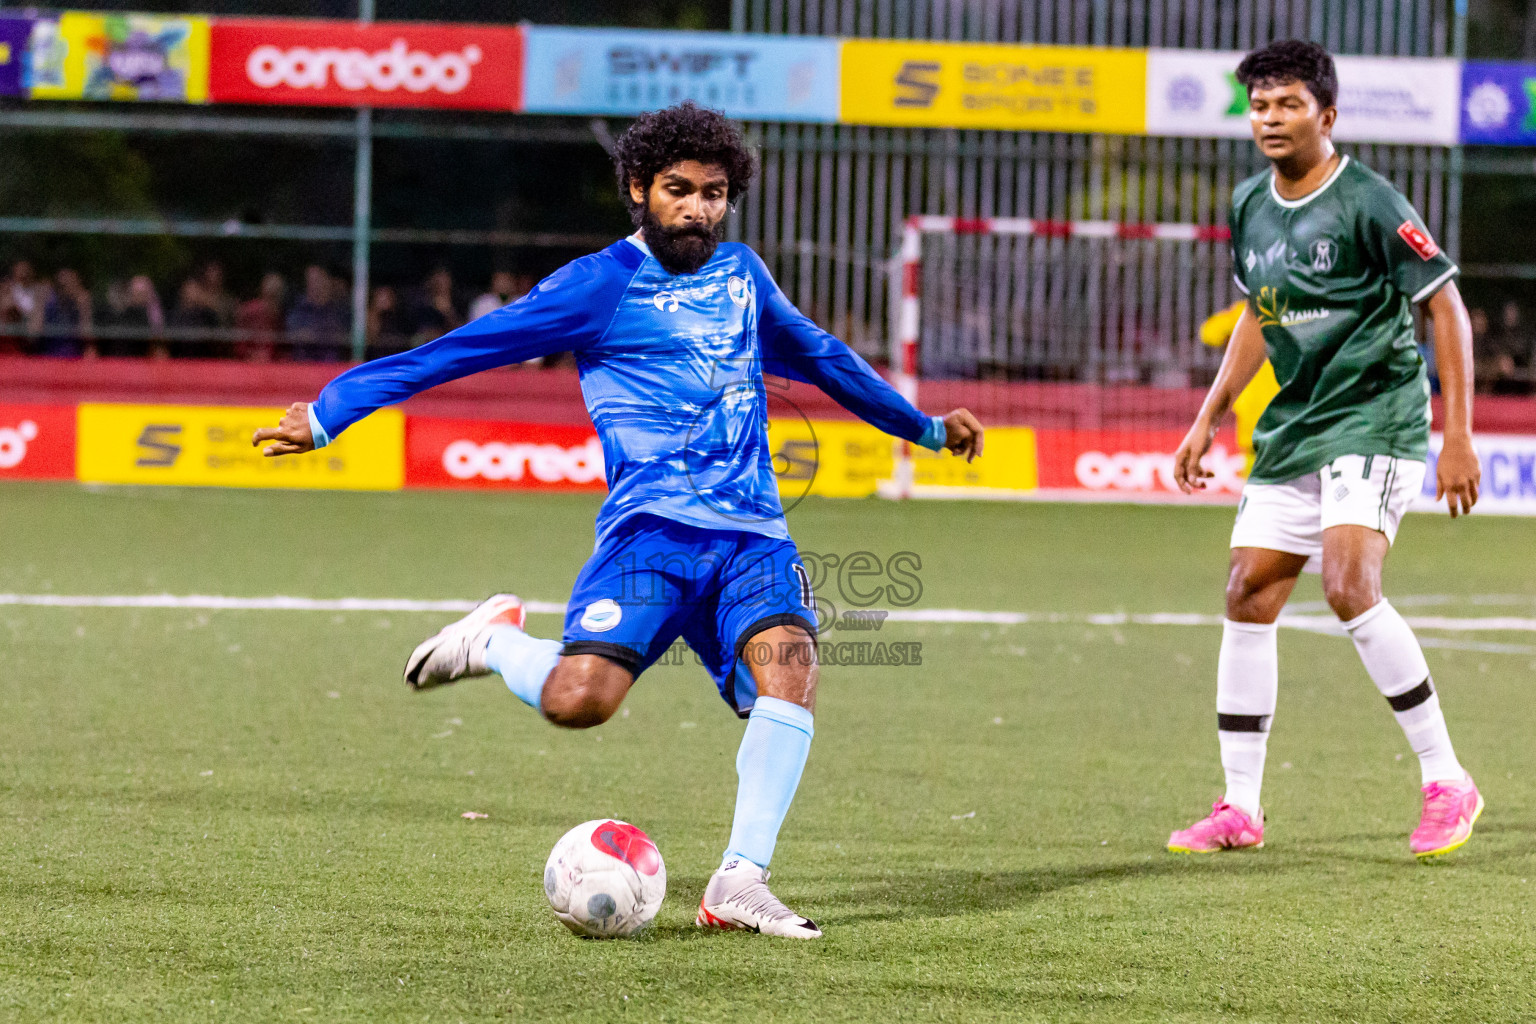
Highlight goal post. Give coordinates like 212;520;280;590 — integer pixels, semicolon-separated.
884;214;1234;500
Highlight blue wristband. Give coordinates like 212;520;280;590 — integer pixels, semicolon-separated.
307;405;331;449
916;415;946;452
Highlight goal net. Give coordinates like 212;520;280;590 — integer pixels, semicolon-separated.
881;214;1243;502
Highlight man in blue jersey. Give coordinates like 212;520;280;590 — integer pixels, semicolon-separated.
253;102;983;939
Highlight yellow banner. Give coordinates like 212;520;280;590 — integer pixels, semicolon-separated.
77;404;403;490
770;419;1037;498
839;39;1146;133
29;12;210;103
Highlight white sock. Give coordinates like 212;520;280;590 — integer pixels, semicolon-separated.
1216;619;1278;819
482;625;562;711
1342;600;1463;785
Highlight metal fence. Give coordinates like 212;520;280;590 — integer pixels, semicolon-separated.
732;0;1457;383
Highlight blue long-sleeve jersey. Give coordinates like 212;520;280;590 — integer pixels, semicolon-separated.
311;236;943;543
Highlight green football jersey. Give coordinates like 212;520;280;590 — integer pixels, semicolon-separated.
1230;155;1458;484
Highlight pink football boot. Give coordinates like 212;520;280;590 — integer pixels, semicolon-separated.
1410;776;1484;859
1167;801;1265;853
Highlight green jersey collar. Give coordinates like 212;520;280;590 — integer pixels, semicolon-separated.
1268;154;1351;210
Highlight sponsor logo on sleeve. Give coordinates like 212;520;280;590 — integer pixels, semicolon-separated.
1397;220;1441;261
580;599;623;632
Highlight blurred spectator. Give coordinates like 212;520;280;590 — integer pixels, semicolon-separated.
100;275;166;358
39;268;95;358
1481;300;1534;396
168;276;222;359
285;264;349;361
367;285;411;358
1;260;47;354
409;266;462;345
198;260;237;328
469;270;528;321
235;272;286;362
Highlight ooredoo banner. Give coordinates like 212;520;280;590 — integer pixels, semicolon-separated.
1460;61;1536;145
0;404;75;480
28;11;210;103
522;27;839;122
208;19;522;110
1146;50;1461;146
1035;428;1243;500
1417;433;1536;516
406;417;606;491
0;16;32;97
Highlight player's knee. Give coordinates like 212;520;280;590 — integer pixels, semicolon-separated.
1322;573;1377;622
1225;566;1277;621
540;666;625;729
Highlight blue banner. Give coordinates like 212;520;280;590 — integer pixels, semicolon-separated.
522;27;840;122
1460;60;1536;145
0;16;33;97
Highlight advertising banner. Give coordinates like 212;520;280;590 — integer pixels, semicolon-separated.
76;404;403;490
1035;428;1244;499
1146;50;1460;146
405;417;605;491
208;19;521;111
1460;61;1536;145
1416;433;1536;517
839;39;1146;134
28;11;210;103
0;16;32;97
770;419;1038;498
0;404;76;481
523;27;838;122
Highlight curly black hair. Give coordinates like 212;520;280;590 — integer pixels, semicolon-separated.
1236;40;1337;109
612;102;756;224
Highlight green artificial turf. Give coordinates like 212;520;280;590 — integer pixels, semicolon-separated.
1;482;1533;1022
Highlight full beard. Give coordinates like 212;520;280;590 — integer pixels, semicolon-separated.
639;209;721;275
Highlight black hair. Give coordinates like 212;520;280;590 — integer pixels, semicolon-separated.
612;101;755;224
1236;40;1337;110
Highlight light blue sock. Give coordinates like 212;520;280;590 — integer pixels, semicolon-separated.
721;696;814;871
483;626;562;711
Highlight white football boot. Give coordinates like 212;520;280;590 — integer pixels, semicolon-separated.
696;859;822;939
403;594;526;691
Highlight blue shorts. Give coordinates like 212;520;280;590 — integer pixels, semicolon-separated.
562;514;818;717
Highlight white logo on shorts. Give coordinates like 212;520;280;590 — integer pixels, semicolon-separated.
580;599;622;632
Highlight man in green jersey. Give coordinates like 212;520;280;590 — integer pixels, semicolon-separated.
1166;40;1484;860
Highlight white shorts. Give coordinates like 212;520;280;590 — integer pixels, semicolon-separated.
1230;454;1427;569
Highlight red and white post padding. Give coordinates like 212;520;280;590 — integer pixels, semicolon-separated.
886;214;1231;499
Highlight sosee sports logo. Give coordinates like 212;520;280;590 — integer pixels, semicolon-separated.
1397;220;1440;261
246;40;482;94
441;436;604;484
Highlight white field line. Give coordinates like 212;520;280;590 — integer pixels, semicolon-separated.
2;594;1534;636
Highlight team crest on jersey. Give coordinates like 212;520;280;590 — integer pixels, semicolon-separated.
1309;238;1337;272
727;275;751;308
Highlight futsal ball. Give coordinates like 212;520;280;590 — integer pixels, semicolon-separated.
544;819;666;938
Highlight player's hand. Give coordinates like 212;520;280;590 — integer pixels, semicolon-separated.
1173;418;1218;494
1435;435;1480;518
942;408;984;463
252;402;316;457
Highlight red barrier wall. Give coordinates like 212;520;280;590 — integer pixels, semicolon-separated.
3;356;1534;432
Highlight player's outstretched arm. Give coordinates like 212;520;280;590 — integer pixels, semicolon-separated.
252;402;314;457
1425;280;1479;517
941;408;984;462
1174;304;1268;493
